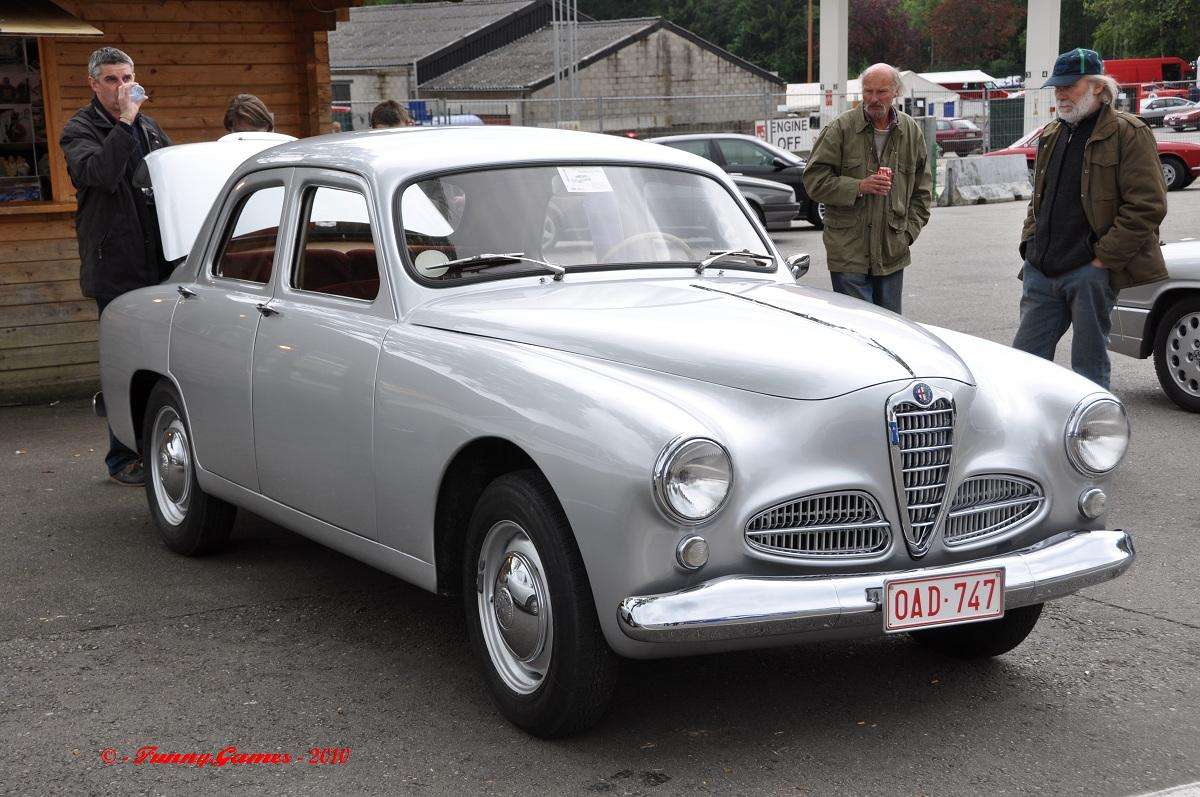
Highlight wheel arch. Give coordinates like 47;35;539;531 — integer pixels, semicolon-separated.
433;436;548;597
129;369;174;452
1140;287;1200;358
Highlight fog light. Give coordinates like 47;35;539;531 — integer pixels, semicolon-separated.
1079;488;1107;519
676;535;709;571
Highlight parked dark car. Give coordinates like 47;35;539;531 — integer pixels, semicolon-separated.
730;175;801;229
648;133;824;228
935;118;984;156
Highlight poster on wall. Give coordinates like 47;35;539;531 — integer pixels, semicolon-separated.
0;106;34;144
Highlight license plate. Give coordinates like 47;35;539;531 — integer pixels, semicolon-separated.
883;568;1005;633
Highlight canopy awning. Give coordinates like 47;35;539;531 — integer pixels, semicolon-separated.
0;1;103;36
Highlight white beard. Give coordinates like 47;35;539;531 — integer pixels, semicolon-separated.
1057;89;1098;125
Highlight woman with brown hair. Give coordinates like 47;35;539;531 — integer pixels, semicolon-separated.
223;94;275;133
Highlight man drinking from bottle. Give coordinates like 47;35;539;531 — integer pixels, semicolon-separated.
60;47;171;486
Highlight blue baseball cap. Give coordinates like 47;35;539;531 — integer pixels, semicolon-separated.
1045;48;1104;87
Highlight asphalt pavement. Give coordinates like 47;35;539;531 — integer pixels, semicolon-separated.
2;187;1199;796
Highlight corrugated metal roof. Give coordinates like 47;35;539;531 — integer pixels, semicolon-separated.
329;0;538;70
421;18;658;91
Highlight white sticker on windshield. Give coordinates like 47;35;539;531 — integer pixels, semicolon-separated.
557;166;613;193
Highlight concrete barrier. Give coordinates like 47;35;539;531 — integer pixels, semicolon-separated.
937;153;1033;207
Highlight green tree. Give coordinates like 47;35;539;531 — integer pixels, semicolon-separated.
1085;0;1200;58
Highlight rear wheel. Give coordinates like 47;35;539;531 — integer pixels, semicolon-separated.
911;603;1043;659
1161;156;1188;191
463;470;619;737
1152;295;1200;413
142;380;236;555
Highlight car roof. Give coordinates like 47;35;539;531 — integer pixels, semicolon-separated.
647;132;766;144
244;126;728;183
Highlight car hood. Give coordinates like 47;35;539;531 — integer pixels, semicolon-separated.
410;278;974;399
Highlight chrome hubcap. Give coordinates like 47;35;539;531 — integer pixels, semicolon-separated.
1166;312;1200;397
150;406;191;526
476;520;552;694
1162;162;1178;185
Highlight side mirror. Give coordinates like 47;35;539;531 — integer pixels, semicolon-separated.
771;156;788;170
786;253;810;281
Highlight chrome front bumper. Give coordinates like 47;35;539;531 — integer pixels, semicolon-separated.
617;530;1134;643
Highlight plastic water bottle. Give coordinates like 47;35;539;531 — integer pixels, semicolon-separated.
129;83;147;103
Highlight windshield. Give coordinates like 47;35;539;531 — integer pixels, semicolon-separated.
398;165;771;284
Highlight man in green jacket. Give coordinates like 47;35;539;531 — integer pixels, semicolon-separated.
803;63;933;314
1014;48;1167;389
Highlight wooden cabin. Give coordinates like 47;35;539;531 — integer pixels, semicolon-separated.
0;0;356;404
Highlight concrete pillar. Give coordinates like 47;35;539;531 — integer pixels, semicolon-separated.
1023;0;1061;133
819;0;848;126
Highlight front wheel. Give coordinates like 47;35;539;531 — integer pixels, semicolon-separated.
142;380;236;555
1152;295;1200;412
463;470;619;737
910;603;1043;659
1161;156;1188;191
808;201;826;229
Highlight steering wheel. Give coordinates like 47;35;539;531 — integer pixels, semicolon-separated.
601;231;693;263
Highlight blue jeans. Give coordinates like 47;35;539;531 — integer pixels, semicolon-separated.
830;270;904;314
96;297;140;475
1012;262;1116;389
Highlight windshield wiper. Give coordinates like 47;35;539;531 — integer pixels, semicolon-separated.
698;249;775;275
440;251;566;281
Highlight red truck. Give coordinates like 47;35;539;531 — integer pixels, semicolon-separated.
1104;57;1198;105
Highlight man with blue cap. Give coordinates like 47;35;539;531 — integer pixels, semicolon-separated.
1013;48;1168;389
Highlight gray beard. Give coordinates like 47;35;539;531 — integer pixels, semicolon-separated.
1057;90;1098;125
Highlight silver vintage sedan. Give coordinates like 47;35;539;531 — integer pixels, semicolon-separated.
99;127;1134;737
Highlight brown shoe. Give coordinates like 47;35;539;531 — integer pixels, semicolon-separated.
108;460;145;486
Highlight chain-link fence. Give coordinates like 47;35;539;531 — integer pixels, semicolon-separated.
334;81;1200;154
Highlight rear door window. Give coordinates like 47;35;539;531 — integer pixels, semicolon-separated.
292;186;379;301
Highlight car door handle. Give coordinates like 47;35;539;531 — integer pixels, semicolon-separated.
255;302;279;317
177;285;196;299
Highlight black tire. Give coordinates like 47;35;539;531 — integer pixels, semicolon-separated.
910;603;1043;659
1152;294;1200;413
1172;126;1185;132
1161;156;1188;191
462;470;619;737
807;201;825;229
141;380;236;555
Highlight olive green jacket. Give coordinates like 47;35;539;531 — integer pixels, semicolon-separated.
1020;102;1167;290
803;108;933;276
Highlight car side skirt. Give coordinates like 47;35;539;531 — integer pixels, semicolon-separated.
195;466;438;593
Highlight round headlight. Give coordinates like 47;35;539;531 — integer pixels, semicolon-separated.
653;437;732;525
1065;397;1130;476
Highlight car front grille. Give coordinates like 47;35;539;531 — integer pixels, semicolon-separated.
944;475;1044;545
745;491;891;558
889;395;955;555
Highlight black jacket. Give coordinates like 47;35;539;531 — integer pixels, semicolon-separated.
60;97;171;300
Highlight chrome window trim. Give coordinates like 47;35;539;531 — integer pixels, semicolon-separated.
885;383;957;558
943;474;1047;549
